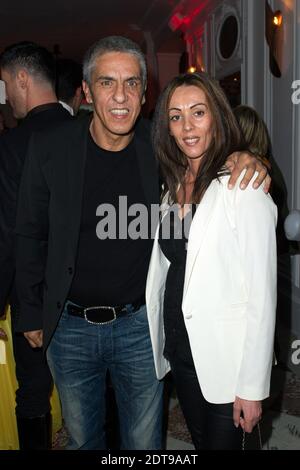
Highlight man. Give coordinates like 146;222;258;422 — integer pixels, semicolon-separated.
0;109;6;134
56;58;83;115
0;41;71;449
15;36;268;450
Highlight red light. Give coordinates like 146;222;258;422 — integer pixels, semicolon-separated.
169;13;184;31
182;16;191;26
169;12;191;31
169;1;211;32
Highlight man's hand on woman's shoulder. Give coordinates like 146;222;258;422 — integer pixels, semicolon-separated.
226;151;271;193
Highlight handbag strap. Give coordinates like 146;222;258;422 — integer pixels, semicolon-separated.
242;423;263;450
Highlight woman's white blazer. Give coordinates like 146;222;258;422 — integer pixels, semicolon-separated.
146;174;277;404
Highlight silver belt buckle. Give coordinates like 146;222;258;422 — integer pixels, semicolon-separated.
83;306;117;325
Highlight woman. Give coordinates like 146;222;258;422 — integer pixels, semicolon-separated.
0;328;7;339
233;105;271;163
234;104;290;256
0;110;6;134
146;73;277;450
0;311;62;449
0;314;19;449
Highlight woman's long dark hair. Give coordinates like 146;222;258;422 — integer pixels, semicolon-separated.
152;73;246;204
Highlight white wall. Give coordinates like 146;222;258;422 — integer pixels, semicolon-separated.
270;0;295;209
179;0;300;343
265;0;300;340
243;0;300;342
242;0;265;115
157;53;181;91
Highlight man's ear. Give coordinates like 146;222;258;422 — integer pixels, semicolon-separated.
82;80;93;104
16;69;29;90
141;82;147;105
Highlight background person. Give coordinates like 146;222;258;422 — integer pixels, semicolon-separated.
234;105;290;256
0;109;6;134
56;58;83;116
0;41;71;449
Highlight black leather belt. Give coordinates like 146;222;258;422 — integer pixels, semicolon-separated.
66;295;145;325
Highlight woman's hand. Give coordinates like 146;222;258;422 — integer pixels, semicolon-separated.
226;151;271;193
0;328;7;340
24;329;43;348
233;396;262;433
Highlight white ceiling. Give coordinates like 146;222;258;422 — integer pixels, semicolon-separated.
0;0;185;61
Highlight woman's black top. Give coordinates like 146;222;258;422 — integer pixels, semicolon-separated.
158;204;196;360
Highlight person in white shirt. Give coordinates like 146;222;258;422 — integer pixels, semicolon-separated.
56;58;83;116
146;72;277;450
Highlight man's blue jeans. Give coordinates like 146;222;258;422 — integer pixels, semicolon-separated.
47;302;163;450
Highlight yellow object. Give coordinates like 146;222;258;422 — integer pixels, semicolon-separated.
273;11;283;27
0;310;62;450
0;340;6;364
